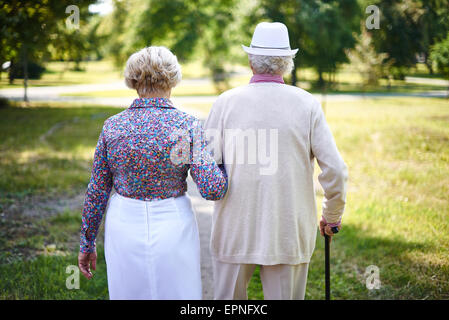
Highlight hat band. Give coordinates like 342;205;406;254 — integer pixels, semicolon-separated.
250;44;291;50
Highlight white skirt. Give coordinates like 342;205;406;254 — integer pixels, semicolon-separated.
104;192;202;300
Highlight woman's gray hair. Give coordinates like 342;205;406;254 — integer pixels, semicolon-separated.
248;54;295;75
124;46;182;95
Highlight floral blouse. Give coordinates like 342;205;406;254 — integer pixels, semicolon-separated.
79;98;228;253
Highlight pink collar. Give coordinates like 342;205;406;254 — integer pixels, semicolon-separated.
250;73;284;84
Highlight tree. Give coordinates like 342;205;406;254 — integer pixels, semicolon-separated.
246;0;360;87
416;0;449;74
136;0;238;92
101;0;237;92
98;0;137;69
368;0;449;79
347;25;392;87
49;10;103;72
300;0;360;88
0;0;95;101
431;33;449;96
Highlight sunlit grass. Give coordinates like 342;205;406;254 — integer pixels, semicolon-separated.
61;75;252;98
0;59;225;89
0;60;122;88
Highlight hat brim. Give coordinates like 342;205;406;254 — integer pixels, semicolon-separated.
242;45;298;56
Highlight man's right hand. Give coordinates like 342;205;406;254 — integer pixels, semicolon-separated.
319;218;341;243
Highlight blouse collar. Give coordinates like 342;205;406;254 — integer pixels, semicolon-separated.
129;97;175;109
250;73;285;84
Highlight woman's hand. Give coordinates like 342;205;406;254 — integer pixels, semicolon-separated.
78;251;97;279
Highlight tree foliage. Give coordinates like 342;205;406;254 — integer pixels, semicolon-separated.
246;0;360;87
368;0;449;78
347;25;391;86
100;0;237;91
0;0;96;99
431;32;449;81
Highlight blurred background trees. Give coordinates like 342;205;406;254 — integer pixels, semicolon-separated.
0;0;97;100
431;32;449;95
1;0;448;96
366;0;449;79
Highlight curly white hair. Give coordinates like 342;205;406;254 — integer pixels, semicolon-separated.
248;54;295;75
124;46;182;95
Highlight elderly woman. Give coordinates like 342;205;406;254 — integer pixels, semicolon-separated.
205;22;347;300
78;46;227;300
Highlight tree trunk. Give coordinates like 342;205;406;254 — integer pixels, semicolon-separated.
23;48;29;102
8;60;14;84
291;64;297;86
424;52;433;75
318;69;325;89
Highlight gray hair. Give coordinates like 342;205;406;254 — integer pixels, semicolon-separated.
248;54;295;75
124;46;182;95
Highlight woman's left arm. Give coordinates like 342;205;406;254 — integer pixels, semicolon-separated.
80;128;113;254
189;120;228;201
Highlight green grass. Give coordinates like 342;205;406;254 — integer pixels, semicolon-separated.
61;76;251;98
1;97;448;299
0;102;118;299
0;59;214;89
0;60;122;88
0;208;109;299
0;102;123;205
295;64;448;94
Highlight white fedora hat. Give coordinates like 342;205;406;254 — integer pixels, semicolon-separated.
242;22;298;56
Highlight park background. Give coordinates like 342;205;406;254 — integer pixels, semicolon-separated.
0;0;448;299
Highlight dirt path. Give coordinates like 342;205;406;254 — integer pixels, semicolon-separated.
186;177;215;299
1;78;447;119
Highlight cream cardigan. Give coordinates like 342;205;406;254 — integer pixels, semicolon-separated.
205;82;348;265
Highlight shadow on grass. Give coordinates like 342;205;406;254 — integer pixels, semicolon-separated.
1;215;447;300
248;224;447;300
306;224;446;300
0;105;122;199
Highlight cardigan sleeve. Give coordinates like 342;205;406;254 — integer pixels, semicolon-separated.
310;100;348;224
203;100;224;165
189;119;228;201
80;127;113;253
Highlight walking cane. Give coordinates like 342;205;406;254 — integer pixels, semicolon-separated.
325;226;339;300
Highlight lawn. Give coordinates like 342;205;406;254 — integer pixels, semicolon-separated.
60;73;448;98
0;59;220;89
0;102;120;299
0;60;122;88
0;97;448;299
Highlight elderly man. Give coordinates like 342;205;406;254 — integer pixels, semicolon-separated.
205;22;348;300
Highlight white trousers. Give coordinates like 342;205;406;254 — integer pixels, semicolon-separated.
104;193;202;300
213;260;309;300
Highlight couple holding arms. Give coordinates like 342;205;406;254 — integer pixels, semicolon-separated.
78;22;348;300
